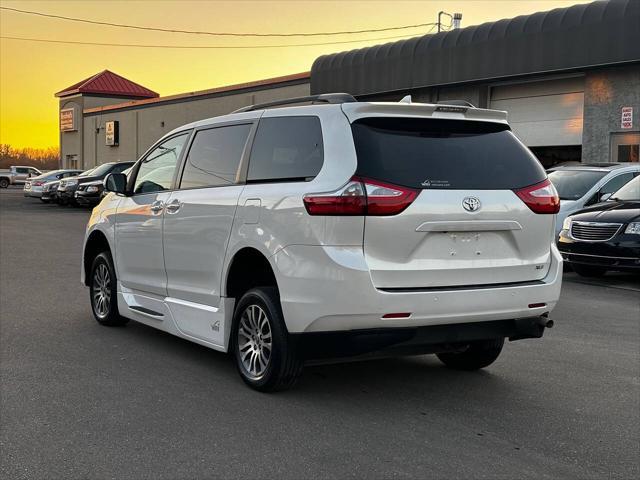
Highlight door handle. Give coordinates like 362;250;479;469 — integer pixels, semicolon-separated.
165;199;181;214
150;200;165;213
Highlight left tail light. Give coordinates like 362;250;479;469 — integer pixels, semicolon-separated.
514;178;560;214
303;176;418;216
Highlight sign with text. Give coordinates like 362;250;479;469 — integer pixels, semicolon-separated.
60;108;76;132
105;121;119;146
621;107;633;129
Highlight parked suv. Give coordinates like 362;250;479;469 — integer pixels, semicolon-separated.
82;95;562;391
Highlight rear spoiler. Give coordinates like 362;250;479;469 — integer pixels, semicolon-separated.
341;102;508;125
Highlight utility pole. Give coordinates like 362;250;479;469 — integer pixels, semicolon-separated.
438;11;463;32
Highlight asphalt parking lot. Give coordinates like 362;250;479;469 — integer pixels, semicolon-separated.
1;187;638;480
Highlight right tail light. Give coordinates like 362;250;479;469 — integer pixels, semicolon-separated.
514;178;560;214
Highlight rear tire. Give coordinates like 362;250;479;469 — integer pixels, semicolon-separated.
572;264;607;277
437;338;504;371
231;287;303;392
89;252;128;326
0;178;9;188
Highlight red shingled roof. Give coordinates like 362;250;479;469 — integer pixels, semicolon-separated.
55;70;158;99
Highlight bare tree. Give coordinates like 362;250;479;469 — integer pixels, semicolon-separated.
0;144;60;170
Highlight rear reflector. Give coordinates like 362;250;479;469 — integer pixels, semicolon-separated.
514;179;560;214
303;177;418;216
528;303;547;308
382;312;411;319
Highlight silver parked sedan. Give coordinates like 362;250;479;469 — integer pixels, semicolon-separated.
24;169;83;201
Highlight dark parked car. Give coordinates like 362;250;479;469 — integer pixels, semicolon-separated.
74;180;104;207
74;167;132;207
558;176;640;277
57;162;133;205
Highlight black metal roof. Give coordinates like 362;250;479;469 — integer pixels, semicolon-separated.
310;0;640;96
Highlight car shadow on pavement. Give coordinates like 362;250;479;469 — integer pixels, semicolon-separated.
119;317;518;405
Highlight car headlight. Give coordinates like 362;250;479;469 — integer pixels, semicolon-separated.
562;217;572;231
67;179;78;186
86;185;100;193
625;222;640;235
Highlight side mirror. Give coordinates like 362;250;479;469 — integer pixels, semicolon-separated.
600;192;612;202
104;172;127;195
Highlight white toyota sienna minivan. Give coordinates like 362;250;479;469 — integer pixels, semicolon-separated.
82;94;562;391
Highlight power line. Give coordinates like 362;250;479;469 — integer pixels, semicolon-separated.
0;6;438;38
0;33;423;49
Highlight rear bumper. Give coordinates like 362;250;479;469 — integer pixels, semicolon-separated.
295;317;553;362
23;187;43;198
272;244;563;333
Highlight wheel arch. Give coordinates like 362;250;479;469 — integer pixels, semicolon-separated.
224;246;279;300
83;229;113;286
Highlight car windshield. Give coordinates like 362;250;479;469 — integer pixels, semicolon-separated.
87;163;114;177
611;176;639;201
547;169;608;200
79;168;96;177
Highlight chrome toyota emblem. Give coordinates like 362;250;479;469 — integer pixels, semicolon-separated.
462;196;481;212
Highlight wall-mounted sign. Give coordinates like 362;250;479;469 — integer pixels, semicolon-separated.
621;107;633;129
60;108;76;132
106;121;119;146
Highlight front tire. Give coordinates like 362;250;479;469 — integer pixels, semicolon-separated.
0;178;9;188
89;252;128;326
437;338;504;371
231;287;302;392
572;264;607;277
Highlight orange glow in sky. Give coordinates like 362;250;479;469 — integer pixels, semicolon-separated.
0;0;591;149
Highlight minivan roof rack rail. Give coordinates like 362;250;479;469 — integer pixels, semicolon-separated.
233;93;357;113
436;99;476;108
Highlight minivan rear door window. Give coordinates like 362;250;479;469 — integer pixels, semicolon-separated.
247;116;323;183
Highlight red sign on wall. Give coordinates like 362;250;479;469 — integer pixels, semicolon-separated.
621;107;633;129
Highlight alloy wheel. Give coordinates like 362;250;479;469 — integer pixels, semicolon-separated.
92;263;111;318
237;304;272;380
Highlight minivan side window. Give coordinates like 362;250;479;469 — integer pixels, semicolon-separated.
180;124;252;189
247;117;324;183
134;133;189;194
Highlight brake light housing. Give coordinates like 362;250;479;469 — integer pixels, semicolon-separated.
514;179;560;214
303;177;418;216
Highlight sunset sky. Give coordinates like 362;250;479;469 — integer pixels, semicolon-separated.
1;0;591;149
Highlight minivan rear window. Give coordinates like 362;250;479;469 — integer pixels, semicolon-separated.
352;118;546;190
